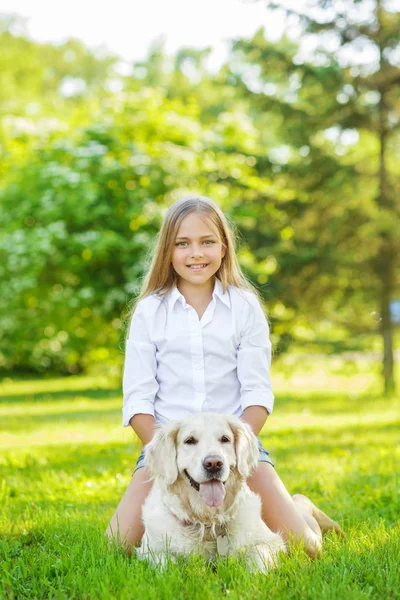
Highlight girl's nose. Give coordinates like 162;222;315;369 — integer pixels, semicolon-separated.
191;248;204;258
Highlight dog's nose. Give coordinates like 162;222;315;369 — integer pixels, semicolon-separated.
203;455;224;473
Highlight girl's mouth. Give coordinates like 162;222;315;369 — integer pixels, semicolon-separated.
187;264;208;270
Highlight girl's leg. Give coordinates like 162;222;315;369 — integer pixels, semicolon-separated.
106;467;153;553
247;463;342;558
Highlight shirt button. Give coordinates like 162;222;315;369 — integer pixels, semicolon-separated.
196;364;202;370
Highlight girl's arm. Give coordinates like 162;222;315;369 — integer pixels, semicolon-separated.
122;298;159;428
237;293;274;419
241;406;269;436
130;414;157;445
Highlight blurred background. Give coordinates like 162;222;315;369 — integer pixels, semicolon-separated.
0;0;399;395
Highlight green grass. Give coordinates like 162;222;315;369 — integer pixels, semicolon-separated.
1;360;399;599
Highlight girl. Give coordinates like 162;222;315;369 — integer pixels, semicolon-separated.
106;195;342;557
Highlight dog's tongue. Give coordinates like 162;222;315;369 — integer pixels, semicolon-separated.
199;481;226;507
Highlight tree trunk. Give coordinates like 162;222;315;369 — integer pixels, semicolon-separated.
379;246;395;396
377;98;395;396
377;0;395;395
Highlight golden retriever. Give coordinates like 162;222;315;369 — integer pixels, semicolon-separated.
136;413;286;572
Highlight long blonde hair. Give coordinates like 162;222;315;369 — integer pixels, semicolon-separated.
126;195;259;324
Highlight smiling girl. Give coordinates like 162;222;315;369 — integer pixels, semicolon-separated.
106;195;342;556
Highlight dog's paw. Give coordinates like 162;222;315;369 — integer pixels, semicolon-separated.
245;536;286;573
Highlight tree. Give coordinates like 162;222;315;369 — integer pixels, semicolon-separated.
0;15;119;185
231;0;400;393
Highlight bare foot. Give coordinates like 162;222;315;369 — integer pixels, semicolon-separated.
292;494;345;537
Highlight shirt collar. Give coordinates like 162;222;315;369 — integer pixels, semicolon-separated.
169;286;185;307
213;278;231;308
168;278;231;310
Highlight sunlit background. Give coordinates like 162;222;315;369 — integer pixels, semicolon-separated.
0;0;289;68
0;0;399;392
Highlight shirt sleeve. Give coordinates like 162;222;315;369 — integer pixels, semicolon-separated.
237;293;274;415
122;298;159;427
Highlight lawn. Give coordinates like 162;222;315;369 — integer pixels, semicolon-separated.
1;358;399;599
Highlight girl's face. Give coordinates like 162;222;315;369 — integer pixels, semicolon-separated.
172;213;226;289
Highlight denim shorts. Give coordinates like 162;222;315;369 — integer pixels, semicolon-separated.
133;437;274;475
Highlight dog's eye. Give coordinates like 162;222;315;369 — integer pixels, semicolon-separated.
184;436;197;445
220;436;231;443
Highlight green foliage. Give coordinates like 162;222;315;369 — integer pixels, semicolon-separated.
0;43;265;372
0;128;150;371
0;9;399;377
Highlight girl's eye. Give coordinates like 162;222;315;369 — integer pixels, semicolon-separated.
184;437;198;445
175;240;215;247
220;436;231;443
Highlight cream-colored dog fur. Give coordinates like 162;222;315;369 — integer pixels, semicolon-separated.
136;413;286;572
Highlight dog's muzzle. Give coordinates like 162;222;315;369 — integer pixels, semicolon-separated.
184;458;227;508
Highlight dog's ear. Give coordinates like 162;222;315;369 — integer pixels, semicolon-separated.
228;417;259;478
144;422;180;484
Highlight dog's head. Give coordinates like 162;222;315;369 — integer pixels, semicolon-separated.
145;413;259;508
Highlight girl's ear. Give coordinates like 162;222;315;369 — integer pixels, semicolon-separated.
145;422;180;484
221;243;226;258
228;416;259;478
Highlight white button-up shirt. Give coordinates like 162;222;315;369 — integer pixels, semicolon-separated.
122;279;274;426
